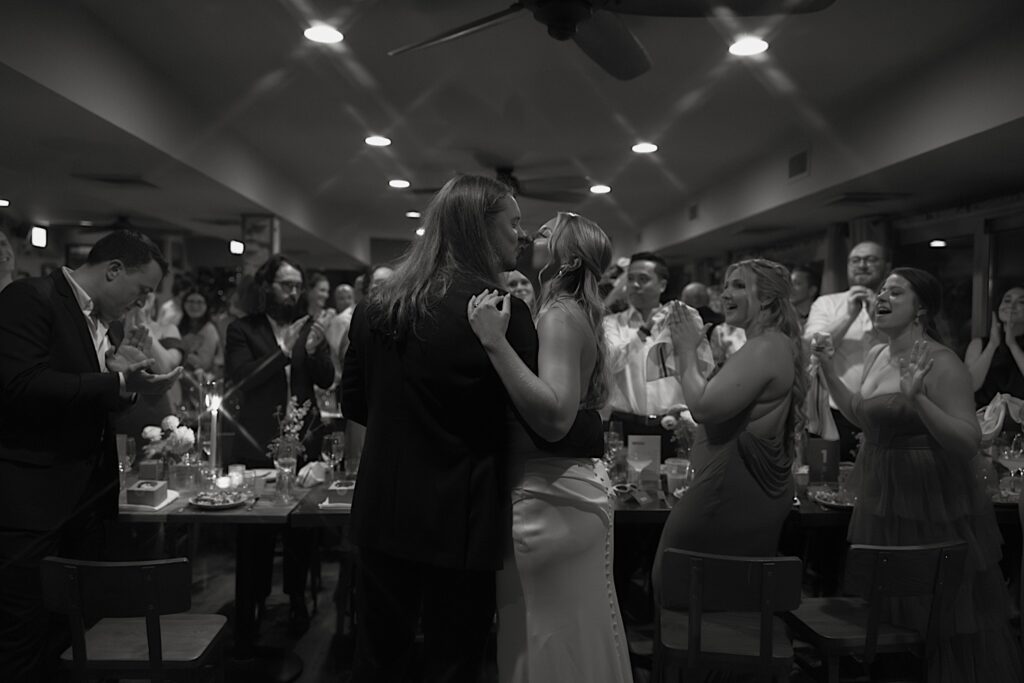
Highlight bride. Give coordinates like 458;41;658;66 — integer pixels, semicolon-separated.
468;211;633;683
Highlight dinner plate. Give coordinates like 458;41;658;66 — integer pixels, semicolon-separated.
189;493;248;510
808;490;855;510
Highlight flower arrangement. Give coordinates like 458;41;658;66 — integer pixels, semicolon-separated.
660;404;697;457
266;396;312;461
141;415;196;461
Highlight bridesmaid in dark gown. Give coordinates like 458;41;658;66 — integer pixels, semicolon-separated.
654;259;807;593
815;267;1023;682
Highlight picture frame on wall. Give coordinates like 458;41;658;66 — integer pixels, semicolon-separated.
65;243;91;269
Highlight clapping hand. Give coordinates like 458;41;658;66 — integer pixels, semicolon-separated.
283;316;309;354
305;310;332;353
809;332;835;364
988;313;1002;349
847;286;873;317
666;302;708;354
467;289;511;349
107;343;183;396
897;339;934;399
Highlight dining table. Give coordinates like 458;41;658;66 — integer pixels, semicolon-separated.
117;478;306;683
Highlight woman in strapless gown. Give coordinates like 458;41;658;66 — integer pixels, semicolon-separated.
653;259;807;596
469;212;632;683
815;267;1023;682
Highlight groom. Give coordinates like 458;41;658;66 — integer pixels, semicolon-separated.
342;175;535;682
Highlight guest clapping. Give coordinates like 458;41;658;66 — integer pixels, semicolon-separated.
965;285;1024;407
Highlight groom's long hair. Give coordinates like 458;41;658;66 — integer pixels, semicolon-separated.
367;174;512;341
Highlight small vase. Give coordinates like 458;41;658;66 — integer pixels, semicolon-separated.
169;451;202;493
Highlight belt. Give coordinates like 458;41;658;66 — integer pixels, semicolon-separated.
610;411;669;429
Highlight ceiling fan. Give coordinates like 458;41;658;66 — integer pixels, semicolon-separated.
389;0;838;81
413;166;594;203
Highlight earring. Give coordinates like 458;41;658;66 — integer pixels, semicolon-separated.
556;263;572;278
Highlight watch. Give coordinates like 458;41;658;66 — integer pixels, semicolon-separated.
638;324;652;340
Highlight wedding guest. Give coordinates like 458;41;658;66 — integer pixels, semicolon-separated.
0;228;15;294
342;174;534;682
655;260;806;586
804;241;889;460
333;283;354;313
178;288;220;374
224;254;334;635
0;230;180;681
813;267;1023;681
681;281;724;334
469;211;632;682
504;269;536;314
306;271;333;319
156;273;192;328
790;263;820;330
965;285;1024;408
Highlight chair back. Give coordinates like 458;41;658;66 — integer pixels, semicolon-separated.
41;556;193;678
842;542;967;663
662;549;803;669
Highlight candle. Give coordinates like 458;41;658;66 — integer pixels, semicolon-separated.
228;471;244;489
215;476;231;490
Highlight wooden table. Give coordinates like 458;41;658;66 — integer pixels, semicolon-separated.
118;483;305;683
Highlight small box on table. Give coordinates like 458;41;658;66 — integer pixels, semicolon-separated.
126;480;168;507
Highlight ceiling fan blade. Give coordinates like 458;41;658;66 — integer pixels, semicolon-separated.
608;0;837;17
572;11;651;80
387;3;526;57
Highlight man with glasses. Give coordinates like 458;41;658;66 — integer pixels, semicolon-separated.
224;254;334;635
804;241;890;461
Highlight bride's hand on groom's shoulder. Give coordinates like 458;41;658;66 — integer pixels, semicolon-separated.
467;289;511;350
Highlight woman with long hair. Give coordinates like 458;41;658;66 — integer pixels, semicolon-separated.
305;271;332;318
469;211;633;683
177;288;220;374
654;259;807;590
965;284;1024;408
814;267;1022;682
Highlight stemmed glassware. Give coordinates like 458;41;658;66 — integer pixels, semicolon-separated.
998;434;1024;489
626;451;653;488
321;433;344;483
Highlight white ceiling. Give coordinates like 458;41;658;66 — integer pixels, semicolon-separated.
1;0;1022;268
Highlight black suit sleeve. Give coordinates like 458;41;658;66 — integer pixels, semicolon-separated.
505;295;539;370
340;303;368;426
302;324;335;390
0;280;120;412
224;318;288;388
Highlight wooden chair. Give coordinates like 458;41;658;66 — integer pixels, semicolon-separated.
41;556;228;683
783;541;968;683
654;549;804;682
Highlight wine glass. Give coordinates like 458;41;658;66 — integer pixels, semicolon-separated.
626;451;653;488
998;434;1024;490
321;433;344;482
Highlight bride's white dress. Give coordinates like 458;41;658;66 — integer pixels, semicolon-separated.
497;410;633;683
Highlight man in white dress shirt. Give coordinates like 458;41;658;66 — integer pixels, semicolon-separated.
803;240;890;460
604;252;712;461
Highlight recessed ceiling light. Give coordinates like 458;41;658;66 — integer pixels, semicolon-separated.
229;240;245;255
389;179;410;189
590;184;612;195
405;211;422;219
415;227;426;237
632;142;658;154
304;24;344;44
0;199;9;207
929;239;947;248
729;35;768;56
365;135;391;147
30;226;47;248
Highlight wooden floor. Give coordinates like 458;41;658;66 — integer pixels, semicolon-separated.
175;525;954;683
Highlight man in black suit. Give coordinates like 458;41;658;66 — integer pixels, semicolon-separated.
342;174;535;682
224;254;334;636
0;230;180;682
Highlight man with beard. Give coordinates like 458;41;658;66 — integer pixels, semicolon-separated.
804;241;889;461
225;254;334;636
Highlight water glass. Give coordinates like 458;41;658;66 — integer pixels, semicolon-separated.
242;471;257;500
344;449;361;480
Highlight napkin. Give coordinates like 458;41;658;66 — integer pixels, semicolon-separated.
119;489;180;512
297;461;327;487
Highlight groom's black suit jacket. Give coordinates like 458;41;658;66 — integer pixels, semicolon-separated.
0;270;129;534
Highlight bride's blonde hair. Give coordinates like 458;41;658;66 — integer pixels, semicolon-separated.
537;212;612;409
